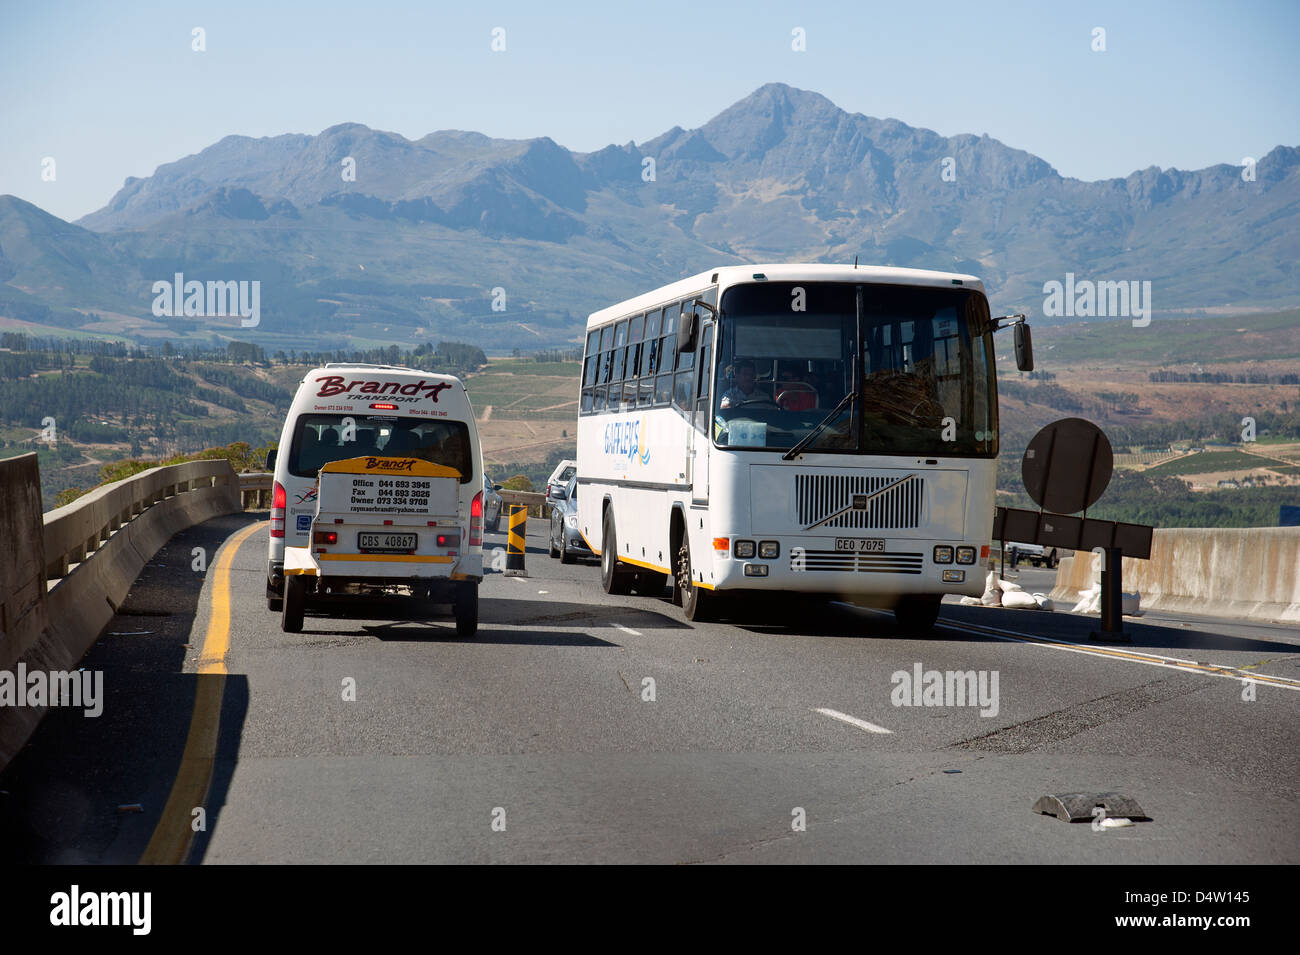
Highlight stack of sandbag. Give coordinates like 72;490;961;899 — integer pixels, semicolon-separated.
1070;585;1142;616
958;573;1055;610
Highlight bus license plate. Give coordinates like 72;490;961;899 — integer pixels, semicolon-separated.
835;538;885;552
358;532;416;553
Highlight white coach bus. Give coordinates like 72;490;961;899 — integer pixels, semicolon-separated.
574;264;1033;628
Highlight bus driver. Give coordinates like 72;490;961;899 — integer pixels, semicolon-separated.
719;359;774;409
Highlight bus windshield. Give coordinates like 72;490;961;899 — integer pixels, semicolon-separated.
713;282;998;457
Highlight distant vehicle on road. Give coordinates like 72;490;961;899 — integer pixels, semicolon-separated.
546;459;577;498
548;475;590;563
575;264;1034;629
1005;542;1058;569
483;476;503;532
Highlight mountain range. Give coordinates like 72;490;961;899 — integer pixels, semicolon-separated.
2;83;1296;352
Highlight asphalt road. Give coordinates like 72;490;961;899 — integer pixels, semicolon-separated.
3;512;1298;864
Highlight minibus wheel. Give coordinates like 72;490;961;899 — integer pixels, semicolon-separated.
454;583;478;638
281;576;307;633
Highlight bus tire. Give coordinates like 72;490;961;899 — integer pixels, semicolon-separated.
281;575;307;633
893;594;941;633
454;583;478;638
601;513;633;594
676;540;717;622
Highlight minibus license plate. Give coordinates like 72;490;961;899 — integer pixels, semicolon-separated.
358;532;417;553
835;538;885;552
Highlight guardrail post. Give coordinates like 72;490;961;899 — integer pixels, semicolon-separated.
505;504;527;577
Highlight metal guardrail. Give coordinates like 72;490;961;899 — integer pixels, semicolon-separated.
238;471;273;509
43;460;239;582
496;489;546;507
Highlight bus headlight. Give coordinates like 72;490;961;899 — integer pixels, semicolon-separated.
955;546;976;564
734;540;756;559
933;545;954;564
759;541;779;559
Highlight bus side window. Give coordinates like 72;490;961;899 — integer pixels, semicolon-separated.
672;302;695;412
625;314;643;409
694;325;712;431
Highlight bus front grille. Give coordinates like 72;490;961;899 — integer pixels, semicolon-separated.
791;550;924;574
795;473;924;530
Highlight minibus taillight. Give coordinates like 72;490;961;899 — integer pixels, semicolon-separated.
271;481;287;538
470;491;483;546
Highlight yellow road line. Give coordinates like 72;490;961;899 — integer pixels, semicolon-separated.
139;520;264;865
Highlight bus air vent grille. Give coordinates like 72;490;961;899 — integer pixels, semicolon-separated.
792;550;924;574
795;473;924;529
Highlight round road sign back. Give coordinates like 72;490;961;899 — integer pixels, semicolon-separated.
1021;418;1113;514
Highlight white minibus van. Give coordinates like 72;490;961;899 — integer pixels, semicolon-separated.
266;363;486;629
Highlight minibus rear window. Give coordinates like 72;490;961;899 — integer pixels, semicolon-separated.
288;414;474;483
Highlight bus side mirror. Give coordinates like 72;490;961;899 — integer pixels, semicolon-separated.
1014;322;1034;372
677;309;698;354
265;448;277;470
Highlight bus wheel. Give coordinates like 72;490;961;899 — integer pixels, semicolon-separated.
454;583;478;638
281;575;307;633
601;513;633;594
676;541;716;622
893;595;941;634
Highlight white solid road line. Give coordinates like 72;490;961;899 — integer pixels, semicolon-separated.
814;707;893;734
611;623;642;636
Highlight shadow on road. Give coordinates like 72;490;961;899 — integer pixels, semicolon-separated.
0;512;259;864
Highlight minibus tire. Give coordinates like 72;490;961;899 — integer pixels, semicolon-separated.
267;583;282;612
282;576;306;633
601;514;633;594
454;583;478;638
893;594;941;633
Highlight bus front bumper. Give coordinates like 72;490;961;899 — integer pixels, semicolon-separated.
706;541;986;598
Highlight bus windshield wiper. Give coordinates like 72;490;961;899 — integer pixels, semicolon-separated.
782;390;857;461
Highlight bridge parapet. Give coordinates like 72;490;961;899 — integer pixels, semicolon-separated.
0;454;243;769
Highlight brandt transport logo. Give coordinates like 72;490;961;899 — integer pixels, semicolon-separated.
313;376;452;402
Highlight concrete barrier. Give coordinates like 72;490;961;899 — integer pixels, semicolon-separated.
1049;527;1300;624
0;456;241;770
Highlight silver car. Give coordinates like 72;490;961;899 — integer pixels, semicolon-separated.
483;476;503;532
548;476;590;563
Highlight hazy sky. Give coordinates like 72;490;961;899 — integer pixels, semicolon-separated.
3;0;1297;222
